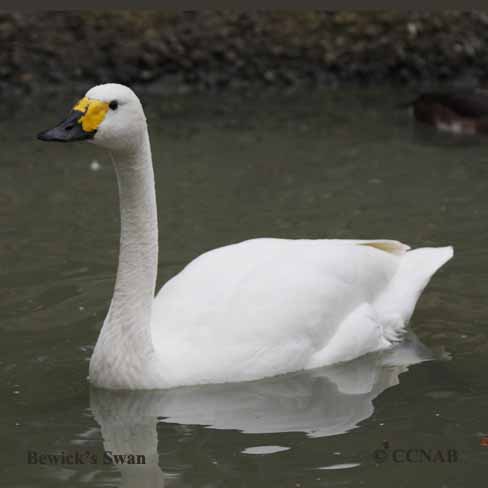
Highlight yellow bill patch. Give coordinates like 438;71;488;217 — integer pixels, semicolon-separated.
73;97;109;132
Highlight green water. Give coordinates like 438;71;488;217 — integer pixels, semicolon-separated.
1;87;487;487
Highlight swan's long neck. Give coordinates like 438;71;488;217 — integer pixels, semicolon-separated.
90;130;159;387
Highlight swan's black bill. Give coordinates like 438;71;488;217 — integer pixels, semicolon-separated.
37;110;95;143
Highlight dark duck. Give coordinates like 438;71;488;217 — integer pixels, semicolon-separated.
403;90;488;135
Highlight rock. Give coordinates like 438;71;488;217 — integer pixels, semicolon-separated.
3;11;488;95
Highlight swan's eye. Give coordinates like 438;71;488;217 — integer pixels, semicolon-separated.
109;100;118;111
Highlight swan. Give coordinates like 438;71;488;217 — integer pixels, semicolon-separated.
38;83;453;390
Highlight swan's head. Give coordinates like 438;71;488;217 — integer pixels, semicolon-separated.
38;83;147;151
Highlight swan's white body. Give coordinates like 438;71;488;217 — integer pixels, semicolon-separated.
150;238;451;390
43;84;453;390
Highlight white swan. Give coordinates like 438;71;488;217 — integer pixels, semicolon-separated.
38;83;453;390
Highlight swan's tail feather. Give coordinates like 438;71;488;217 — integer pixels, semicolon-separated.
375;246;453;325
381;314;406;344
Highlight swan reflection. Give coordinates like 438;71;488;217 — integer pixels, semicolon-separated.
89;334;434;486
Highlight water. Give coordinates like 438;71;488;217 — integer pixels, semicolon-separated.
1;87;487;487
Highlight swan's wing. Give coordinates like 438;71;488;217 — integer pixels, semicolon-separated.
151;238;451;386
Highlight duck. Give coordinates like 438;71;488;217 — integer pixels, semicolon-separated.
402;90;488;135
38;83;453;390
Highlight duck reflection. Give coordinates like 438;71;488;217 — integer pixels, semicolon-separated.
89;333;434;486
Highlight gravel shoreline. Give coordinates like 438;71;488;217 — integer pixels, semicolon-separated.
2;11;488;96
